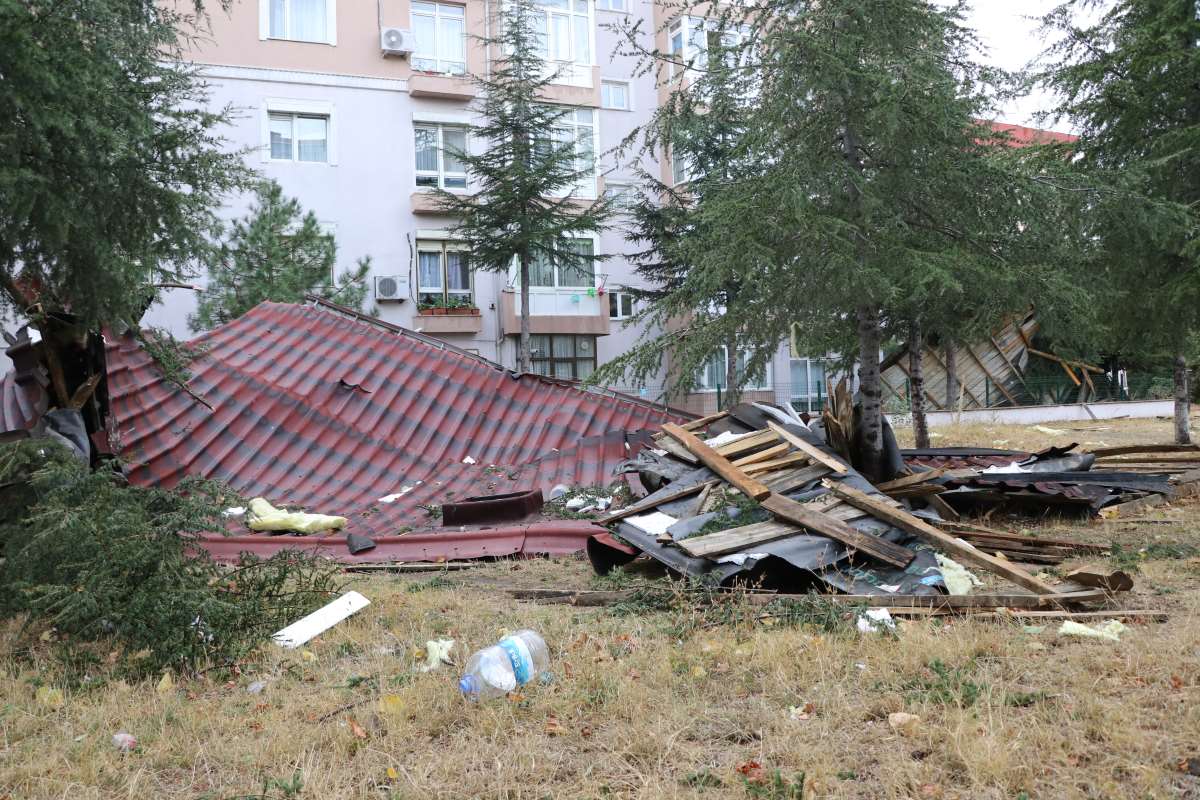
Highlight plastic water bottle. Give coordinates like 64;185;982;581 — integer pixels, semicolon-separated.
458;630;550;700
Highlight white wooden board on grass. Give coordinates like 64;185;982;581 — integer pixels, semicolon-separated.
625;512;678;537
272;591;371;649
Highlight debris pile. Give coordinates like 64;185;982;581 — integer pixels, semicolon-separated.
587;403;1135;615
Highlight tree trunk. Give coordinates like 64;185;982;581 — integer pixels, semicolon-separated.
723;339;740;410
856;306;885;481
908;319;930;449
944;342;959;411
1174;352;1191;444
518;248;531;373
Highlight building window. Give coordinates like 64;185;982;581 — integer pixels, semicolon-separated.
412;2;466;75
604;181;636;209
269;112;329;162
609;291;636;319
530;239;595;288
695;348;771;392
601;80;630;110
789;358;826;413
670;145;691;186
417;241;472;307
668;15;751;75
595;0;626;10
414;124;468;189
532;0;592;68
268;0;331;43
553;107;596;197
531;334;596;379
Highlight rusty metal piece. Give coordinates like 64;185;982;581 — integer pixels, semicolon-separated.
442;489;544;526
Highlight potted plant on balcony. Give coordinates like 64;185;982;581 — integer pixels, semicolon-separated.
419;297;479;316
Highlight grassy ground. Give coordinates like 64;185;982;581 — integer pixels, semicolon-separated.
3;419;1200;799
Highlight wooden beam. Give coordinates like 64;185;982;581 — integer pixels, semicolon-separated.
714;429;779;458
760;495;915;567
597;480;719;525
743;452;813;475
821;479;1062;595
766;422;848;474
890;358;944;410
676;519;804;558
926;493;961;521
964;344;1018;406
662;423;772;501
681;410;729;432
989;333;1030;393
875;467;947;492
1090;444;1200;458
731;442;790;467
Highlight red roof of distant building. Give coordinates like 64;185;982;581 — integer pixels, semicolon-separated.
980;120;1078;147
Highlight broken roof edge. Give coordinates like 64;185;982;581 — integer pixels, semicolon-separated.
304;294;697;421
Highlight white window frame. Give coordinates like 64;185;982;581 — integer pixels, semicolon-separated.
551;107;598;199
261;98;336;165
694;347;772;392
514;233;599;291
416;240;473;307
600;79;632;111
603;180;636;210
529;333;598;380
411;1;467;75
259;0;337;45
789;357;827;413
414;123;469;190
595;0;627;11
531;0;596;86
668;15;751;77
608;290;637;320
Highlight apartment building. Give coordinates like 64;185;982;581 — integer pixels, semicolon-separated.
143;0;828;414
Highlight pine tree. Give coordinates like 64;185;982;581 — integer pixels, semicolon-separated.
1037;0;1200;443
189;181;372;331
433;0;610;372
601;0;1079;479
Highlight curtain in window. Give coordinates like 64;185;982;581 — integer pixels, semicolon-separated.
551;13;570;60
558;240;594;287
414;127;438;172
441;128;467;176
295;116;327;162
529;252;555;287
291;0;327;42
269;114;293;160
418;252;443;291
440;10;465;71
572;14;590;64
270;0;287;37
447;252;469;294
412;8;438;69
790;359;810;396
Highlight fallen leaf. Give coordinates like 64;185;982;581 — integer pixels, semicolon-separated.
386;767;399;781
379;694;403;714
580;724;593;738
1170;675;1184;691
348;718;368;740
507;691;526;703
544;716;566;736
736;760;762;777
254;702;270;713
563;661;575;679
301;650;317;663
247;721;263;732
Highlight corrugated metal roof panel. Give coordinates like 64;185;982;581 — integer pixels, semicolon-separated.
102;302;685;538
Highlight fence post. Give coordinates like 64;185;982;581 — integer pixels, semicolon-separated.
716;383;723;411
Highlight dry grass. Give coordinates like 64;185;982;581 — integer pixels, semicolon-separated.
4;419;1200;799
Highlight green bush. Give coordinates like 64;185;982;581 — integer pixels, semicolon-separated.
0;441;340;676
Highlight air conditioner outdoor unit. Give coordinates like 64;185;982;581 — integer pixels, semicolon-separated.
375;275;408;302
380;27;414;57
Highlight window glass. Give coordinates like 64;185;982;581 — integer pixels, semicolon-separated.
418;242;473;306
558;240;594;287
573;14;590;64
412;14;438;69
413;2;466;74
270;0;327;42
270;0;286;37
533;0;591;67
269;113;293;160
552;336;575;358
295;115;327;162
601;81;628;110
447;251;470;293
441;127;467;186
530;334;597;379
414;124;467;189
530;252;555;287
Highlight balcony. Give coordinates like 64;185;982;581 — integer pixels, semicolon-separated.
414;308;483;334
408;72;476;101
500;288;610;336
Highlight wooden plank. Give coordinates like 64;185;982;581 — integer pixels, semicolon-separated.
876;467;947;492
597;480;718;524
1090;444;1200;458
890;358;945;410
821;479;1062;595
927;493;961;521
743;452;813;475
989;333;1030;392
714;429;779;458
732;442;790;467
760;494;914;567
965;344;1018;405
677;518;804;557
924;346;983;408
761;464;833;494
662;423;772;501
936;524;1108;553
766;422;848;474
681;410;729;432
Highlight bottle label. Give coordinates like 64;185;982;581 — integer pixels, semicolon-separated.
498;636;533;686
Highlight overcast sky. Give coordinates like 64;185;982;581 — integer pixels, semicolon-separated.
964;1;1075;131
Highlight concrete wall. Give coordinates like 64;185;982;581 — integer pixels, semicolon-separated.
888;400;1177;428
